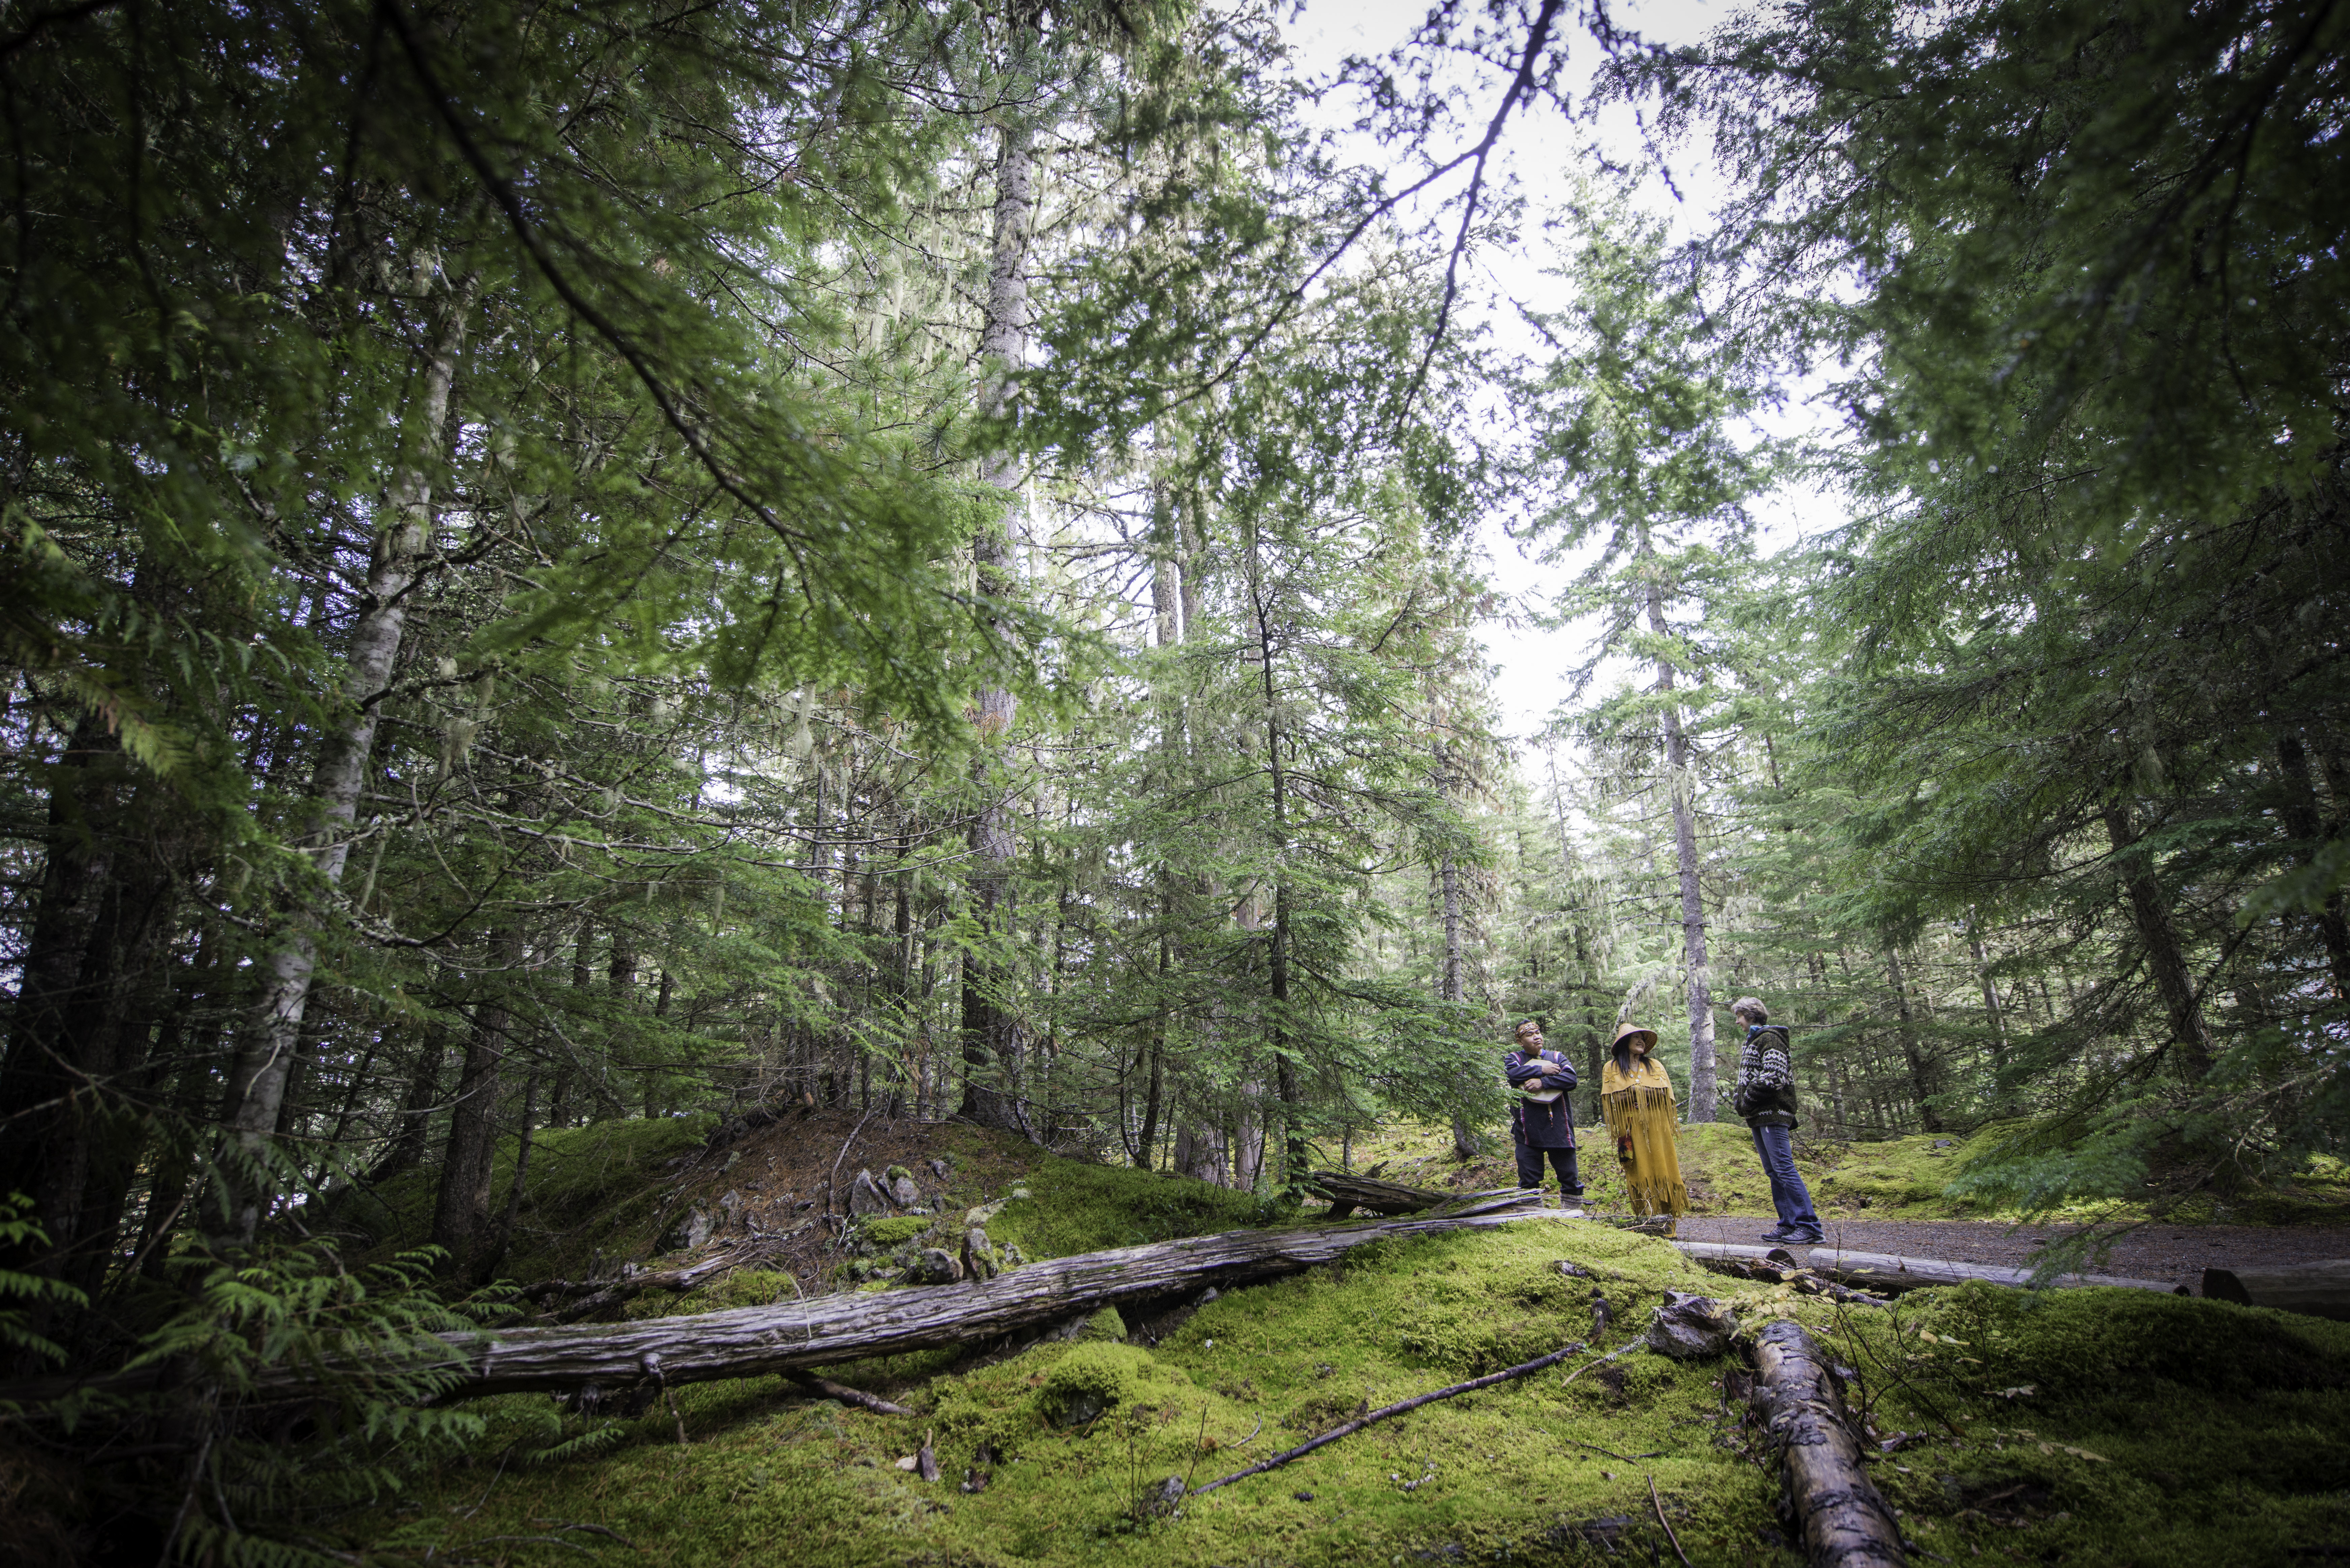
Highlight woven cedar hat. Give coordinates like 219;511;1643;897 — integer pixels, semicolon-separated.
1611;1021;1659;1051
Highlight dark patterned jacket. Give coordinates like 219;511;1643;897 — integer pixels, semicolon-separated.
1506;1047;1577;1148
1733;1024;1800;1128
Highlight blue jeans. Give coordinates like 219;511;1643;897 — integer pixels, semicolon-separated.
1749;1122;1821;1238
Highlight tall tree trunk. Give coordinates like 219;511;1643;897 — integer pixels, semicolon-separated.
365;1031;444;1186
1137;1025;1165;1171
486;1067;539;1280
55;856;179;1299
432;926;521;1279
1442;849;1481;1160
1251;555;1308;1184
1966;912;2011;1107
219;271;480;1244
1885;945;1943;1133
1641;529;1716;1120
138;930;227;1279
0;714;125;1275
2275;731;2350;998
959;116;1036;1136
2102;802;2217;1079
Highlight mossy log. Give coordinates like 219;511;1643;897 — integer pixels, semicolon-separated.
1749;1318;1908;1568
1678;1242;2181;1296
257;1191;1543;1402
2201;1259;2350;1319
1307;1170;1513;1218
524;1238;778;1323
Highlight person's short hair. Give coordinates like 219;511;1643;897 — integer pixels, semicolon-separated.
1514;1018;1542;1038
1732;996;1768;1024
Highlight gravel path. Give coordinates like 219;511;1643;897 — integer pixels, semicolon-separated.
1671;1214;2350;1288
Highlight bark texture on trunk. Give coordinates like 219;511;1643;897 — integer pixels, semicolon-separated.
220;272;479;1242
959;115;1035;1137
1749;1319;1909;1568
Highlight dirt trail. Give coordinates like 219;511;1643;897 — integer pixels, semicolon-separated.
1671;1213;2350;1288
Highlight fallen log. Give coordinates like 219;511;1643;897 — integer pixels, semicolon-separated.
1749;1318;1907;1568
2201;1259;2350;1320
245;1191;1537;1403
1307;1171;1513;1218
1668;1245;1887;1305
1676;1242;2182;1296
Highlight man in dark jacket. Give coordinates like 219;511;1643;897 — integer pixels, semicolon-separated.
1732;996;1822;1244
1505;1020;1584;1209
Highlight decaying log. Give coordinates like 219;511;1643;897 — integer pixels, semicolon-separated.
1671;1245;1887;1305
218;1192;1541;1403
1306;1171;1517;1218
1677;1242;2181;1296
1749;1318;1907;1568
2201;1259;2350;1320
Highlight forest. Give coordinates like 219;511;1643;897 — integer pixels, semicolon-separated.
1;0;2345;1563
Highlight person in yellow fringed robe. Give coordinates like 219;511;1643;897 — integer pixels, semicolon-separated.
1599;1021;1687;1233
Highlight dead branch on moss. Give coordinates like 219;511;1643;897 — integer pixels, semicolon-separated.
787;1372;912;1416
1560;1341;1645;1386
1186;1342;1583;1498
1648;1473;1693;1568
1566;1438;1666;1462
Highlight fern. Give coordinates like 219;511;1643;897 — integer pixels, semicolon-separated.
0;1193;89;1379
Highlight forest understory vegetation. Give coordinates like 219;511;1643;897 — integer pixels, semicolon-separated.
4;0;2349;1560
180;1140;2350;1568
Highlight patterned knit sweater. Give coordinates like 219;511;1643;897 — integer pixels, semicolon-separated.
1733;1024;1800;1127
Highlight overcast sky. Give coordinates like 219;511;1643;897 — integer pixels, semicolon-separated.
1279;0;1841;742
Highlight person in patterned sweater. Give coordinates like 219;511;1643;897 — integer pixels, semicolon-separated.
1731;996;1823;1245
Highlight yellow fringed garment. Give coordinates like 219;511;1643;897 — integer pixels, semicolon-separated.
1600;1055;1687;1223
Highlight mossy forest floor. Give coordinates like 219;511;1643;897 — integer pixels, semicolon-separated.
346;1110;2350;1566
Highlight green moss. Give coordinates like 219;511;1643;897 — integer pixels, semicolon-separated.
857;1216;930;1249
1040;1343;1164;1423
702;1269;796;1310
370;1149;2350;1568
1080;1306;1127;1342
981;1153;1280;1260
352;1114;719;1280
